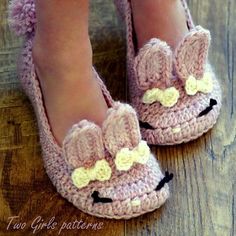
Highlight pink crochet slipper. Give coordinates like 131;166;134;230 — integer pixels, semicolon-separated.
8;0;173;219
114;0;222;145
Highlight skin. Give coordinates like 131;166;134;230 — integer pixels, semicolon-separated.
33;0;108;145
131;0;189;49
33;0;188;145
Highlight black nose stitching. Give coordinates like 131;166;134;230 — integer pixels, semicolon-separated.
91;191;113;204
155;171;174;191
139;120;155;130
198;99;217;117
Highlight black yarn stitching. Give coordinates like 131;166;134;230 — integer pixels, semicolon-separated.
91;191;113;204
155;171;174;191
139;120;155;130
198;98;217;117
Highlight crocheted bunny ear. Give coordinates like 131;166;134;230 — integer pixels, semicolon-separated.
102;102;141;156
174;26;211;82
62;120;105;169
8;0;36;36
134;38;172;90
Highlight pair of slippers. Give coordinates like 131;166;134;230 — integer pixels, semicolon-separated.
8;0;221;219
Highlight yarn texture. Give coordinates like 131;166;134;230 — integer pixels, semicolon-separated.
114;0;222;145
185;72;213;95
8;0;171;219
8;0;36;36
142;87;180;107
115;140;150;171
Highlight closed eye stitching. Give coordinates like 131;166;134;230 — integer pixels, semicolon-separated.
91;191;113;204
198;98;217;117
139;120;155;130
155;171;174;191
140;98;218;131
91;172;174;204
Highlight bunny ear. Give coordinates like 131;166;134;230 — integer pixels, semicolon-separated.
102;103;141;156
134;38;172;90
62;120;104;169
174;26;211;82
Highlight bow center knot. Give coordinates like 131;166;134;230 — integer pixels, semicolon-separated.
115;141;150;171
142;87;180;107
185;72;213;96
71;159;112;189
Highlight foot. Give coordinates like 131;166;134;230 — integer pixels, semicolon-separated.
32;36;108;145
131;0;189;49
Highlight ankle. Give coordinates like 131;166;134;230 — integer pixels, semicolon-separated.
32;33;93;82
131;0;188;49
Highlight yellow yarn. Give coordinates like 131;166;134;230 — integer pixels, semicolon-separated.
142;87;179;108
71;168;90;189
115;141;150;171
94;159;112;181
185;72;213;96
131;198;141;206
172;127;181;134
71;159;112;189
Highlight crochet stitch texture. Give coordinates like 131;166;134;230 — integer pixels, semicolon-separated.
114;0;222;145
8;0;171;219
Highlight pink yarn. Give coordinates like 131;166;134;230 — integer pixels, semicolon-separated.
63;102;142;169
8;0;170;219
174;26;211;81
102;102;141;156
114;0;222;145
63;120;105;169
8;0;36;36
134;39;173;90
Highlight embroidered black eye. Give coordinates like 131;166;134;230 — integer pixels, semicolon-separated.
155;171;174;191
139;120;155;130
91;191;113;204
198;99;217;117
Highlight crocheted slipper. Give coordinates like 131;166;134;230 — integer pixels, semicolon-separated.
8;0;172;219
114;0;222;145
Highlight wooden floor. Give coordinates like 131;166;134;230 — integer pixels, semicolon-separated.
0;0;236;235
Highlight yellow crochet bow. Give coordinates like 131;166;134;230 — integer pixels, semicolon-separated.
142;87;180;107
115;140;150;171
185;72;213;95
71;159;112;189
71;141;151;188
